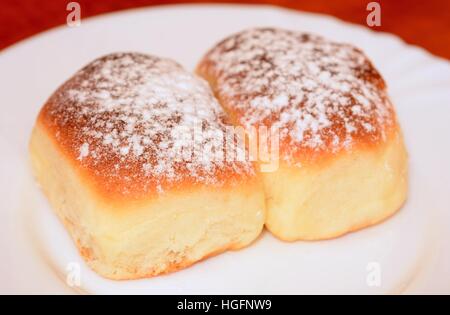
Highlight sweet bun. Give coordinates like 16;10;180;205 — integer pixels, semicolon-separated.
197;28;408;240
29;53;265;279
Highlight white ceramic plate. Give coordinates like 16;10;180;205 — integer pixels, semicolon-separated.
1;4;449;294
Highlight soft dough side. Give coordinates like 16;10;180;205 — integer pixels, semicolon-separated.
30;121;265;279
29;53;266;280
197;28;408;241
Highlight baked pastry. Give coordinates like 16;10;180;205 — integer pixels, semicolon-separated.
197;28;408;241
29;53;265;279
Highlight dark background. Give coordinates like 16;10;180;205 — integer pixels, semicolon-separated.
1;0;449;59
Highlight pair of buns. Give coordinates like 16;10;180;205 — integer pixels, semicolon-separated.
29;28;407;280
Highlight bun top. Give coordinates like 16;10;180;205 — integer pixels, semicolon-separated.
39;53;255;201
198;28;397;164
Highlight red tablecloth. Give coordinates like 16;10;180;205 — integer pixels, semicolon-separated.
1;0;449;60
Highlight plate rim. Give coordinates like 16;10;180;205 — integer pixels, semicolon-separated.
1;3;449;294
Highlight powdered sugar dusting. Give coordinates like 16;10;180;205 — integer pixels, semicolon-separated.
78;142;89;160
199;28;395;163
45;53;254;196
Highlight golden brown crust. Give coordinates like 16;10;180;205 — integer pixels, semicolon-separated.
30;119;266;279
269;199;405;242
197;28;399;165
37;53;257;202
90;242;237;281
261;126;408;241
